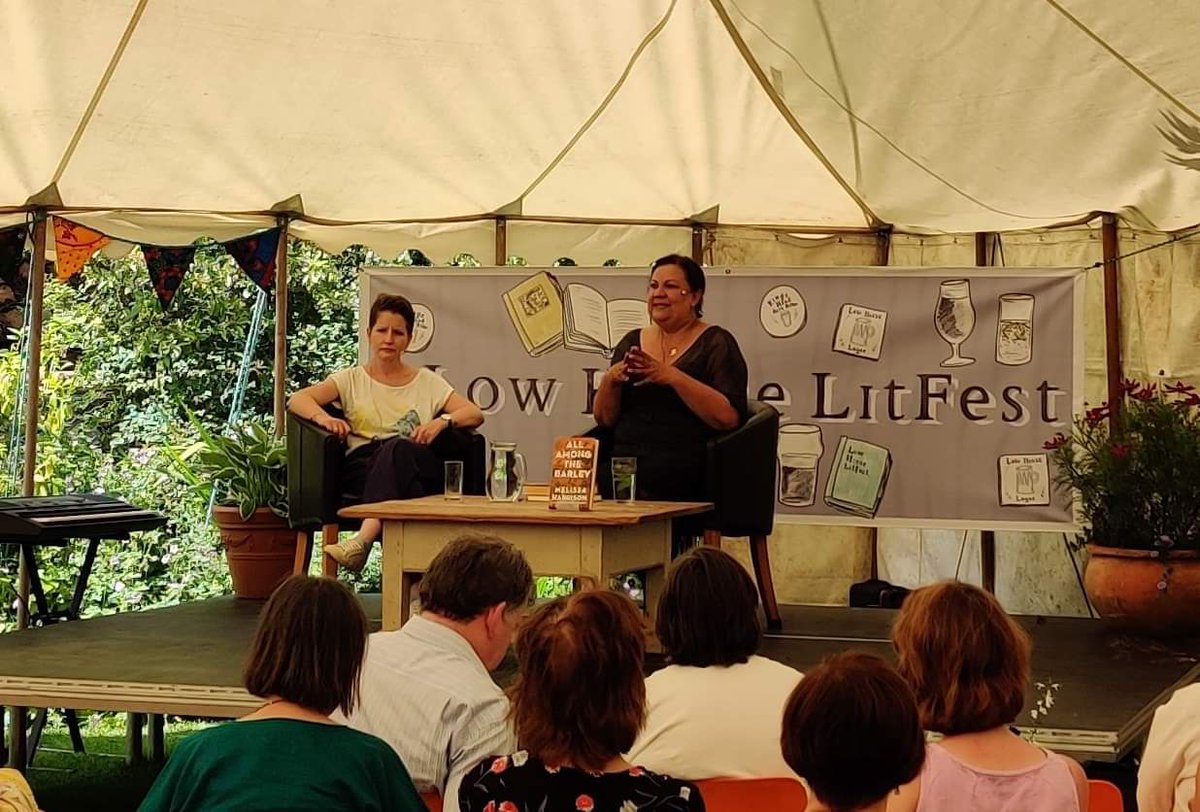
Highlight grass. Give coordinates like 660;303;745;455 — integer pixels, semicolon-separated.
25;717;213;812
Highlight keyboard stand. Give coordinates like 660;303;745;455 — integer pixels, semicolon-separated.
11;538;105;767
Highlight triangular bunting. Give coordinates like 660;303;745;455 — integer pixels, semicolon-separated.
141;244;197;310
222;229;280;292
52;217;109;281
0;225;27;291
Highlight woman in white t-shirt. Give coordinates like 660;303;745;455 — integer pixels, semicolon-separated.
288;293;483;571
625;546;803;781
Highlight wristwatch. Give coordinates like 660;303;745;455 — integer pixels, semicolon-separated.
440;414;454;428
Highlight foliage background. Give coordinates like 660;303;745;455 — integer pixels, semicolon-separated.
0;241;387;628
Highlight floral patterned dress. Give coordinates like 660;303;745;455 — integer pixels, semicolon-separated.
460;751;705;812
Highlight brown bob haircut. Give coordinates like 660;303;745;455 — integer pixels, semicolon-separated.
509;590;646;771
656;547;760;666
368;293;416;331
243;575;368;717
891;580;1031;735
781;652;925;812
651;254;706;317
418;533;534;621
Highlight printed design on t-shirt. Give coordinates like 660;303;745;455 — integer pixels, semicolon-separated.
394;409;421;439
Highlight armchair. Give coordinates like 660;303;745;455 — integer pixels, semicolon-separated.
588;399;782;629
286;410;487;575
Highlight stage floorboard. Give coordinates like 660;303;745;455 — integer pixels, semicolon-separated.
1;598;1197;761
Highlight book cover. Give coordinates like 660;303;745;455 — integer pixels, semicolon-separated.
548;436;599;510
823;436;892;518
562;283;647;355
502;272;564;356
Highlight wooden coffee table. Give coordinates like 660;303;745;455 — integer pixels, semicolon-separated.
340;496;711;630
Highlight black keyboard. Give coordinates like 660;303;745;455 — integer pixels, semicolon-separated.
0;494;167;541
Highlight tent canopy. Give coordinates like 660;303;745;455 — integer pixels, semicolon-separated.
3;0;1200;246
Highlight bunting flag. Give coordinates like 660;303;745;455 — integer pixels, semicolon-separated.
0;225;26;289
52;217;110;281
141;244;197;310
222;228;280;292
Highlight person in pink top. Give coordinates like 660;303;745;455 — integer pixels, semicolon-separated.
888;581;1089;812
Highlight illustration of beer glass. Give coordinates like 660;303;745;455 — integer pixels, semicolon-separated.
996;293;1034;365
849;317;876;352
778;424;824;507
935;279;976;367
1015;464;1039;496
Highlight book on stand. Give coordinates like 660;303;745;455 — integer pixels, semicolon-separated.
548;436;600;511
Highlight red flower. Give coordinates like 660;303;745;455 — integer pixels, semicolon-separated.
1111;442;1131;458
499;803;518;812
576;795;595;811
1177;392;1200;407
1085;405;1111;426
1130;383;1158;402
490;757;508;774
1165;381;1196;394
1119;378;1140;395
1043;432;1069;450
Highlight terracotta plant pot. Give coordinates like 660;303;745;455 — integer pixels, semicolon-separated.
1084;545;1200;635
212;506;296;599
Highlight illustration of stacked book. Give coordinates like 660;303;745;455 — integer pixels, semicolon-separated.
824;436;892;518
502;273;648;357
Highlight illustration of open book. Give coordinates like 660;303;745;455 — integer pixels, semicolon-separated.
563;283;648;355
823;436;892;519
502;272;564;357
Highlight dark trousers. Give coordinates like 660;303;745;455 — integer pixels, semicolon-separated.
342;436;444;505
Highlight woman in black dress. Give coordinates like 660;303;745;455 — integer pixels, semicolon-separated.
592;254;748;503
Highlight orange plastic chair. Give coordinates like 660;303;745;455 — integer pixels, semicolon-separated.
696;777;807;811
1088;779;1123;812
420;791;444;812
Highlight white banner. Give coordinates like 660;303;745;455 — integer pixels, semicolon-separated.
362;267;1084;530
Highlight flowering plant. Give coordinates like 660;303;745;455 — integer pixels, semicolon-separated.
1045;378;1200;551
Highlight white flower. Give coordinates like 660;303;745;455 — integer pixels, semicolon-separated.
512;750;529;767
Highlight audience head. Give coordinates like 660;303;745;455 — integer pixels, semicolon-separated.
243;575;368;717
657;546;761;666
781;652;925;812
650;253;706;318
891;579;1031;735
418;533;534;669
510;589;646;772
368;292;416;332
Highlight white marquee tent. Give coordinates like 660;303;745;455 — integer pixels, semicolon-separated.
4;0;1200;614
2;0;1199;246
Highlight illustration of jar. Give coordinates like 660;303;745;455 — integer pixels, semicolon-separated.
1015;464;1039;496
996;293;1035;366
778;424;824;507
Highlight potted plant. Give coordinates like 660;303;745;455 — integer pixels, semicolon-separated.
181;420;295;599
1045;376;1200;633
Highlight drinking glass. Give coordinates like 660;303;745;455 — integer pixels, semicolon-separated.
996;293;1034;365
612;457;638;503
935;279;976;367
443;460;463;500
777;424;823;507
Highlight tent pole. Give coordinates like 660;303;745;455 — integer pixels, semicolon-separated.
865;225;893;580
273;218;289;437
494;217;507;266
691;225;704;264
9;212;46;768
975;231;997;593
1101;214;1123;421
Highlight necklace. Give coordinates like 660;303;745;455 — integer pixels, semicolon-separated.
660;321;697;360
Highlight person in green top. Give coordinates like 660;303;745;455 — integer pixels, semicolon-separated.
138;575;427;812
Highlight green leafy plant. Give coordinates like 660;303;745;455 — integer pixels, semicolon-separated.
1045;377;1200;551
180;421;288;520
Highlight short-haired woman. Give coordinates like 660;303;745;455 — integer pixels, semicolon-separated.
289;292;484;571
626;547;801;779
781;652;925;811
888;581;1089;812
138;576;425;812
459;590;705;811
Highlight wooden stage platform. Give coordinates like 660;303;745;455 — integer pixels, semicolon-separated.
1;597;1197;763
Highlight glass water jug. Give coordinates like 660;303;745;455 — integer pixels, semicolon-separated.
487;441;527;502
